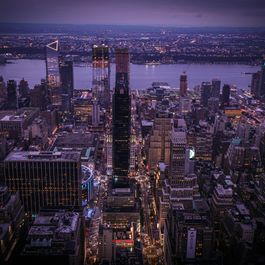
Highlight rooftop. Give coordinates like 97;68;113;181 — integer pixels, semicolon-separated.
235;203;250;216
232;138;241;146
5;151;81;162
176;118;187;129
53;131;98;148
141;120;153;127
193;199;210;213
215;184;233;197
29;211;80;237
0;108;39;122
158;162;167;172
152;82;170;89
224;105;241;110
171;130;187;144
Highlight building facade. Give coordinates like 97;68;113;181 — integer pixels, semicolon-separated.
7;80;17;110
0;186;24;263
4;151;82;215
112;48;131;188
46;40;61;107
180;72;188;97
92;44;110;108
59;59;74;111
20;209;84;265
147;112;172;171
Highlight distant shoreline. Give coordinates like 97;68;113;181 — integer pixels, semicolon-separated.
0;23;265;33
0;58;259;91
4;58;259;67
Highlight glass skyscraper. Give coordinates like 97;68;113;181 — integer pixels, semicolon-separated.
92;44;110;108
4;151;82;215
60;59;74;111
45;40;61;107
112;48;131;188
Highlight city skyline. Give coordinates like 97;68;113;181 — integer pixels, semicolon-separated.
1;0;265;27
1;10;265;264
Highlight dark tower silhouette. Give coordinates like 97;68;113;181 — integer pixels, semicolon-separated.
112;48;131;188
60;59;74;111
30;79;49;111
18;78;30;98
259;58;265;99
60;60;74;97
211;78;221;98
7;80;17;109
180;72;187;96
221;84;230;107
200;82;212;107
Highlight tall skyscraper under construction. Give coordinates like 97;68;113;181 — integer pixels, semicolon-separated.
92;44;110;108
112;48;131;188
45;40;61;107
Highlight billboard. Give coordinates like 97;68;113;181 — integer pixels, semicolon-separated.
189;148;195;159
186;228;197;259
112;239;134;247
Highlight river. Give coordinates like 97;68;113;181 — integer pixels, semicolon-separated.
0;59;260;90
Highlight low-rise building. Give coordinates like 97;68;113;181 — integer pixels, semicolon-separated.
0;186;24;263
0;107;39;140
20;209;84;265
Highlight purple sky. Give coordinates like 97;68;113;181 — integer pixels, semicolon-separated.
1;0;265;27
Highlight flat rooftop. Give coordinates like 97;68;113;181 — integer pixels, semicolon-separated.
171;130;187;144
158;162;167;172
177;118;187;128
5;151;81;162
53;131;98;148
235;203;250;216
193;199;210;213
0;108;39;122
215;184;233;197
29;211;80;236
141;120;153;127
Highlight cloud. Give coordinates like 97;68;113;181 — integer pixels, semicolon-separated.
196;13;203;18
0;0;264;27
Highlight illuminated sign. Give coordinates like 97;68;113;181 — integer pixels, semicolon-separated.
186;228;197;259
46;40;59;52
189;148;195;159
112;239;134;247
224;107;241;117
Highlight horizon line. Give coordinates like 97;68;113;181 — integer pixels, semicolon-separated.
0;22;265;29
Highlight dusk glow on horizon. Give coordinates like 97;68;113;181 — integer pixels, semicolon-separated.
1;0;265;27
1;1;265;265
